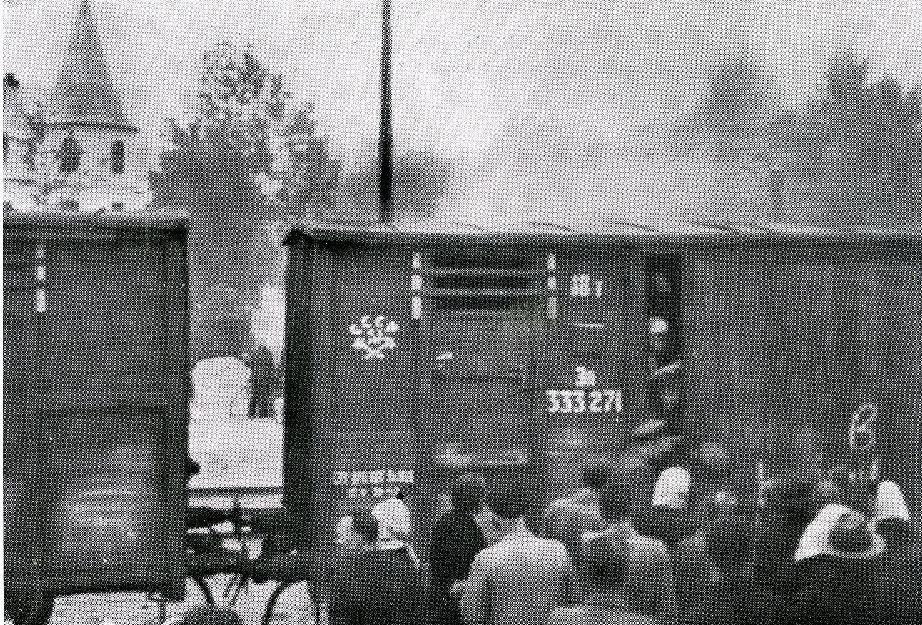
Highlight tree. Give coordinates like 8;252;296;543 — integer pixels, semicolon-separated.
685;54;775;162
149;42;340;360
803;53;921;226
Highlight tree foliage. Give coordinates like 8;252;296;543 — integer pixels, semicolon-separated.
776;53;922;226
681;52;921;227
690;55;775;161
149;42;340;359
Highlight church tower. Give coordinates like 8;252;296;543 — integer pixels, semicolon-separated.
3;73;38;212
42;0;148;212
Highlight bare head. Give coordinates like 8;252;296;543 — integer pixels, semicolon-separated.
582;456;610;491
583;534;628;593
451;472;487;515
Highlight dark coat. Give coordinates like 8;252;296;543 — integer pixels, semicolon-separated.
634;506;696;551
543;490;606;583
785;555;880;625
875;551;922;625
328;545;420;625
682;564;757;625
429;509;488;625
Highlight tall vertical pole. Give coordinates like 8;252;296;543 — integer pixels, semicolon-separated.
379;0;394;223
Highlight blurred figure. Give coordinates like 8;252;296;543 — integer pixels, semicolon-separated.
544;457;608;597
461;484;573;625
328;509;420;625
247;343;276;419
372;489;419;566
587;475;678;625
640;466;695;550
549;533;656;625
872;480;910;538
336;515;358;548
683;515;755;625
672;490;740;616
651;467;691;510
872;481;920;625
429;474;489;625
749;479;814;625
648;316;685;440
787;510;884;625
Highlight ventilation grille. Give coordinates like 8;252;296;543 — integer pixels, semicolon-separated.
426;250;541;310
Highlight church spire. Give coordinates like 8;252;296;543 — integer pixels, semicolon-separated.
51;0;136;131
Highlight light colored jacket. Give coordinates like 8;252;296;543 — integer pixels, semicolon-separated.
461;525;574;625
549;593;657;625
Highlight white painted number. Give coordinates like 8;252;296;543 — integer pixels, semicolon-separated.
547;389;621;414
571;274;591;297
570;274;605;298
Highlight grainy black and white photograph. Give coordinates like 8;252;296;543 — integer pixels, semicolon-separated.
2;0;921;624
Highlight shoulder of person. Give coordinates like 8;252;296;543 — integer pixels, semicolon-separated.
548;605;583;625
538;536;572;564
633;533;671;560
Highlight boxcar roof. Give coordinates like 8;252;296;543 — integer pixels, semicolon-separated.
3;210;187;240
286;215;922;246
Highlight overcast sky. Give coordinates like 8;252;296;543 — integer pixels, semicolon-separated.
4;0;921;222
5;0;920;159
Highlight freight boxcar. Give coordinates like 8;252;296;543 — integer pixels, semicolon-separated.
281;217;922;573
3;212;189;624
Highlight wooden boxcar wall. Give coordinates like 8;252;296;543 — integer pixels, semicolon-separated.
286;231;922;568
3;216;189;602
682;239;922;514
283;235;650;566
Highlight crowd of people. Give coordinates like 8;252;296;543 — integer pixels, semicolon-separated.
321;455;919;625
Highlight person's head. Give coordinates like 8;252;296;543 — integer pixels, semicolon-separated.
350;508;380;545
488;484;527;532
600;475;632;524
826;510;884;559
652;466;691;510
875;518;912;553
582;457;610;491
874;480;910;524
650;316;670;356
583;534;628;593
451;472;487;516
701;489;739;531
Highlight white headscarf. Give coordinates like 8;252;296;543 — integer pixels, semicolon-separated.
874;481;910;523
651;466;691;509
794;503;852;562
372;496;412;540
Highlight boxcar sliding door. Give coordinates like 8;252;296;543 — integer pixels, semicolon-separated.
421;247;543;527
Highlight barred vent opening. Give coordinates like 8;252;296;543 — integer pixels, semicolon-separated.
426;249;541;311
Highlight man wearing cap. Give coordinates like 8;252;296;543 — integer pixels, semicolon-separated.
584;475;678;625
461;485;574;625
